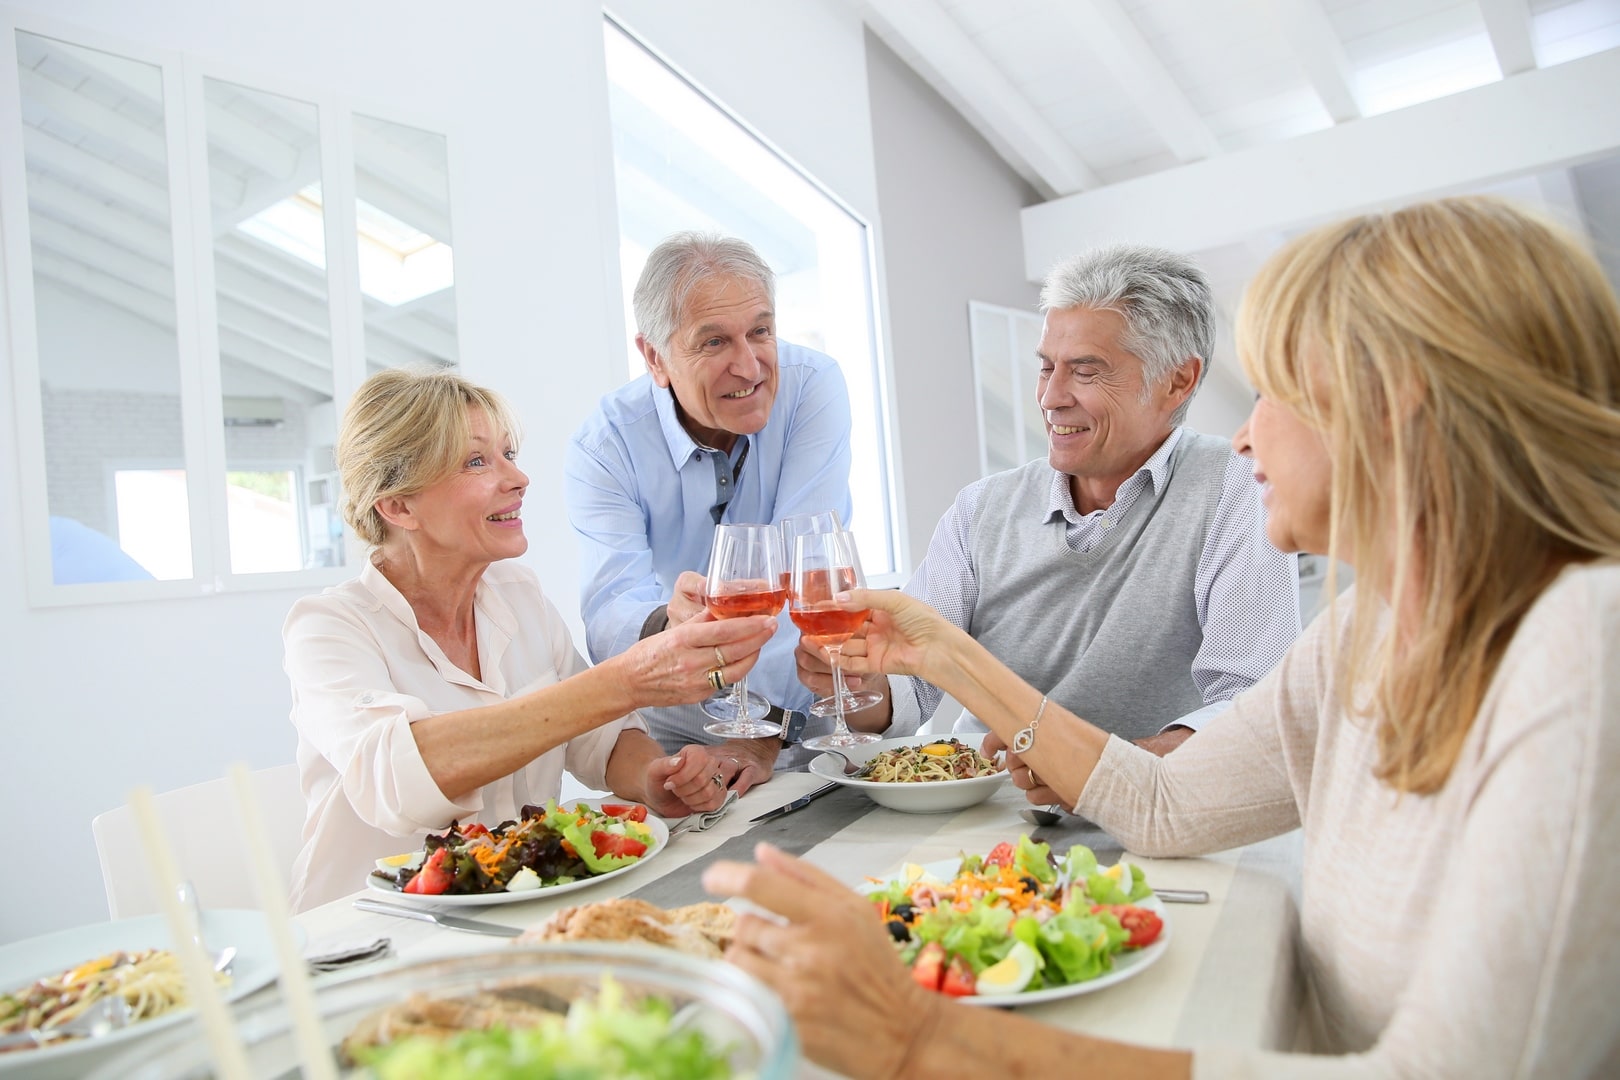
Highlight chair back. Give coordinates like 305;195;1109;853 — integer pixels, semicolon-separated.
91;763;304;919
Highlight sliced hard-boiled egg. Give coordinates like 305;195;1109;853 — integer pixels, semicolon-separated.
902;862;945;885
504;867;542;892
1100;860;1139;895
375;851;424;874
974;941;1041;996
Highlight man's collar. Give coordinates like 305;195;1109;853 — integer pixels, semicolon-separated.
651;382;751;468
1044;427;1186;521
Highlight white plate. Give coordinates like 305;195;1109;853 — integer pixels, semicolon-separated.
807;734;1009;813
0;909;292;1075
867;858;1170;1007
364;802;669;909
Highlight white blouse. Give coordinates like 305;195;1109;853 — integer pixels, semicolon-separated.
283;560;643;911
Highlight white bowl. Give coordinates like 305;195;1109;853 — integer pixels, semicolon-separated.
807;734;1008;813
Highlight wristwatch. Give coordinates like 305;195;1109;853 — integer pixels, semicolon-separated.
776;708;808;747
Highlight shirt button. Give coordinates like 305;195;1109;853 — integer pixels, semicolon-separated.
1102;519;1113;528
358;693;375;705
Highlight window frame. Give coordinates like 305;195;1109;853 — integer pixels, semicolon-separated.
0;9;456;606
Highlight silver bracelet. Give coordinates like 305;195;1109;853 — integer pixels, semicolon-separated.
1011;695;1048;753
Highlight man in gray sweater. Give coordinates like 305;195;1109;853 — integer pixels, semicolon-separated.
799;245;1300;752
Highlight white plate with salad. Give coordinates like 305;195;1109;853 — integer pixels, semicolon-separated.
365;800;669;909
861;836;1170;1006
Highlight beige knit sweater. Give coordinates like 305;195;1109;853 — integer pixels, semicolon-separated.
1077;561;1620;1078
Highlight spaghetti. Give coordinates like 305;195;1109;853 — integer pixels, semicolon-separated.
862;739;1002;783
0;948;224;1051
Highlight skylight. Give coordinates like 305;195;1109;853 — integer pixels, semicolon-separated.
236;184;453;306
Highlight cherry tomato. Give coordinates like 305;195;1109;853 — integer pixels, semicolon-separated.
940;956;977;997
1093;903;1164;948
590;830;648;860
910;941;946;992
983;842;1016;869
402;848;451;895
600;803;649;823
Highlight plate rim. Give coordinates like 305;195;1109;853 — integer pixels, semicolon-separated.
363;799;670;909
868;856;1171;1007
0;908;289;1071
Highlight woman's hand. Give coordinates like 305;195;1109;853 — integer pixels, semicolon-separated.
834;588;963;684
640;744;729;816
982;731;1067;808
704;844;945;1080
618;611;775;708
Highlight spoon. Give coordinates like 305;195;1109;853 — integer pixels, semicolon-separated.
212;946;238;975
1020;805;1065;828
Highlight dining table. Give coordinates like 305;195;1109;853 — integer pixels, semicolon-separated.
294;770;1307;1077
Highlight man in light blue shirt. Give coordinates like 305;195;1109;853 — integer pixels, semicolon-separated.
566;233;874;789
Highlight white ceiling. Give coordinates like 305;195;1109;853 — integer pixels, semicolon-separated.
861;0;1620;198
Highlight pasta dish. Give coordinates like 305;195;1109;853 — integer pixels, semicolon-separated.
862;739;1002;783
0;948;224;1052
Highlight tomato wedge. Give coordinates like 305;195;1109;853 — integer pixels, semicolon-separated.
402;847;451;895
911;941;945;991
590;830;648;861
1093;903;1164;948
600;803;649;823
941;956;977;997
983;841;1016;869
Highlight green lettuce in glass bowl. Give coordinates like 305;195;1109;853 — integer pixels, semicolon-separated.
87;943;797;1080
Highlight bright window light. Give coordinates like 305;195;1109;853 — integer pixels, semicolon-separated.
604;19;898;576
237;185;454;306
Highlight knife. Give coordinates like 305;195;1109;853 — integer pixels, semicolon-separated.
748;781;841;823
352;897;523;937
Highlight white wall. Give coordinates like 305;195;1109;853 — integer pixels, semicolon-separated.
863;29;1043;567
0;0;903;942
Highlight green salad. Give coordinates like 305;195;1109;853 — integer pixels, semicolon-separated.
352;977;736;1080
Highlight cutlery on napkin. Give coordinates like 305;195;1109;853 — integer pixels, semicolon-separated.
351;898;522;937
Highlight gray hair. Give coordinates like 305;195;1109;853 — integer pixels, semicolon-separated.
1040;245;1215;425
632;232;776;352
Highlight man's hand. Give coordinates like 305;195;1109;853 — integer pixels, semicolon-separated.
1133;725;1193;756
668;570;708;625
642;746;728;816
678;737;777;795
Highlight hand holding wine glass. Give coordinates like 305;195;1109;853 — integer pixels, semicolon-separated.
790;530;880;751
702;524;788;738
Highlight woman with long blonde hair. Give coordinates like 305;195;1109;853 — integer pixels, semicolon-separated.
704;197;1620;1078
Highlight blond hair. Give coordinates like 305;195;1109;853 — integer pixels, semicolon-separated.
335;367;523;547
1237;196;1620;794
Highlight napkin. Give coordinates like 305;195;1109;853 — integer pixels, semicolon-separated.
305;935;392;972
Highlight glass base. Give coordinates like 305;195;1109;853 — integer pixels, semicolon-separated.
701;688;771;722
808;690;883;718
703;717;784;739
803;729;881;751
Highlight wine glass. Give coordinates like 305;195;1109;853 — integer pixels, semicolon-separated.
781;514;881;718
700;524;788;739
789;530;881;751
778;510;841;618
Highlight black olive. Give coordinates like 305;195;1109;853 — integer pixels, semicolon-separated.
1020;875;1041;892
887;919;910;942
891;903;915;921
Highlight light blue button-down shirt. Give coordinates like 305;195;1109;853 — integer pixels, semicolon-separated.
564;341;854;762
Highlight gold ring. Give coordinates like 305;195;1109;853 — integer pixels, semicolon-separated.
713;646;727;669
711;773;725;788
706;667;725;693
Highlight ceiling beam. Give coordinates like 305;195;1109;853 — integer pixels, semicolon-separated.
1479;0;1538;76
1266;0;1361;123
18;67;170;170
1020;45;1620;274
862;0;1100;197
21;127;169;219
1050;0;1223;162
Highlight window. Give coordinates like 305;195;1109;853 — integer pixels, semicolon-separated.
968;302;1046;477
603;18;899;576
2;17;457;603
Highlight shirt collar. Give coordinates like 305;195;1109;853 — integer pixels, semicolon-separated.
651;382;751;469
1044;426;1186;521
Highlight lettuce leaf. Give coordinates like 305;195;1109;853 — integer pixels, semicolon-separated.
1013;836;1056;885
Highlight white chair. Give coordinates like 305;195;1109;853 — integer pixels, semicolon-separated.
91;763;305;919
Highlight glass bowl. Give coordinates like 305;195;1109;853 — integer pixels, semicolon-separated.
87;943;798;1079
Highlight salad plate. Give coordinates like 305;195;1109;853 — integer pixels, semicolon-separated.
0;909;291;1077
807;734;1007;814
863;847;1170;1007
364;801;669;909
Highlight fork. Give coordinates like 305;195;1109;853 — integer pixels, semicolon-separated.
668;789;739;837
817;748;874;778
0;994;132;1051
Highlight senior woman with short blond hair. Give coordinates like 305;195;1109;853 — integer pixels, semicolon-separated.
285;368;775;910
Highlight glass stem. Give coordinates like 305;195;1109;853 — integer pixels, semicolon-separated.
734;672;749;724
827;644;850;736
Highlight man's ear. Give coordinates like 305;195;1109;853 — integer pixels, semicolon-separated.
637;334;671;389
1164;356;1202;409
374;494;418;533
